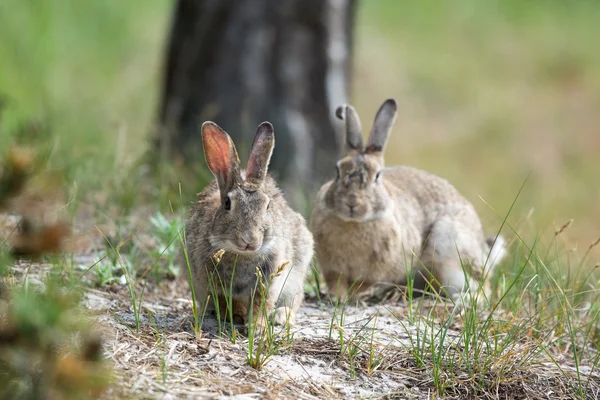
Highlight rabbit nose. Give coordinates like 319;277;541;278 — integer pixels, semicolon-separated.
241;232;259;249
347;203;358;215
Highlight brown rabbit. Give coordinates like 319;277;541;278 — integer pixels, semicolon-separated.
311;99;506;299
185;121;314;326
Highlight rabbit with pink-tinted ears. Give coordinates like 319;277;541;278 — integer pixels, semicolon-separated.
311;99;506;299
185;121;313;326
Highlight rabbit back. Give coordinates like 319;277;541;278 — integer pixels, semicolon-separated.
311;99;505;298
312;164;482;296
384;166;504;295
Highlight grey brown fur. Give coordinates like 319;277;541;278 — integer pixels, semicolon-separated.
186;121;313;326
311;99;506;299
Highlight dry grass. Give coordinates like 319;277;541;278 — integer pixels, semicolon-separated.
87;275;600;399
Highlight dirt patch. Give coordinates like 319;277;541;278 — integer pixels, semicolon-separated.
3;212;598;399
83;279;600;399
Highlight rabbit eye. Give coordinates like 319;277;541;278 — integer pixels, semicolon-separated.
375;171;382;182
266;200;271;211
224;196;231;211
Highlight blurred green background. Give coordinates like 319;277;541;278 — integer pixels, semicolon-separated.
0;0;598;253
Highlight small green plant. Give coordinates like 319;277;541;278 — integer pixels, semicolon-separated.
328;278;362;343
365;315;392;376
305;263;324;302
91;254;135;287
174;187;202;338
204;250;229;339
93;258;122;286
346;315;377;379
148;212;182;281
245;264;295;370
208;250;238;344
147;311;169;385
98;229;146;333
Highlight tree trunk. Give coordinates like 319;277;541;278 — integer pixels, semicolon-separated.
155;0;356;211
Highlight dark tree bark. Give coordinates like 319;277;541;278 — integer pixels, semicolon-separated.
155;0;356;210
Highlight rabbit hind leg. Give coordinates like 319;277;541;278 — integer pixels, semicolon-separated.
418;217;487;298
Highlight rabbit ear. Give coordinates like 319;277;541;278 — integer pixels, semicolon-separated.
365;99;397;154
245;122;275;186
336;104;363;152
202;121;240;193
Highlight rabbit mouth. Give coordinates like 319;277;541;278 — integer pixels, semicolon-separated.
209;235;270;255
336;211;365;222
340;204;367;221
230;239;266;255
234;235;275;255
238;243;260;253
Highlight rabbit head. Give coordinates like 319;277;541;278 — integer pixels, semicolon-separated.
323;99;398;222
201;121;277;255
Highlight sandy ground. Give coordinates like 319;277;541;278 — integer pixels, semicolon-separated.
81;274;600;400
3;210;599;400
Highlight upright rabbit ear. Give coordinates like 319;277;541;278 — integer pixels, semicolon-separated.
202;121;240;193
335;104;363;153
365;99;397;154
245;122;275;186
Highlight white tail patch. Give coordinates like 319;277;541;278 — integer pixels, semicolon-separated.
485;235;507;271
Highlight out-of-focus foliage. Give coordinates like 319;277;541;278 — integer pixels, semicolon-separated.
0;147;111;399
0;282;111;400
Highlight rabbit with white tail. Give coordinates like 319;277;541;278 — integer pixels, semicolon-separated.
311;99;506;299
185;121;313;326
